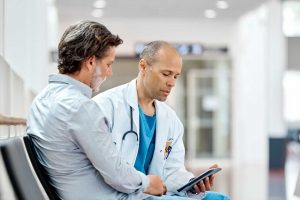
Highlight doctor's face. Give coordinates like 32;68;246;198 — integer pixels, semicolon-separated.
141;47;182;102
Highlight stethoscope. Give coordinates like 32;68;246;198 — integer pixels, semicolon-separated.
122;106;138;142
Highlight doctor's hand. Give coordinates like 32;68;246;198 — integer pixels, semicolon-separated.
144;175;167;196
192;164;218;194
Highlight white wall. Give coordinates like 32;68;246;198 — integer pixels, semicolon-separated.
0;55;33;118
266;0;286;137
0;56;11;116
9;71;25;117
0;0;4;56
232;0;285;165
231;6;268;199
0;0;53;117
4;0;49;95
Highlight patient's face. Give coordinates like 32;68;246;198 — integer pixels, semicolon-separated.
91;47;116;92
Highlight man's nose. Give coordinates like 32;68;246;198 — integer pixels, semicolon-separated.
167;77;176;87
106;67;113;77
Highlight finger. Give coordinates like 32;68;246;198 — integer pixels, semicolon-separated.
204;177;211;190
163;184;167;195
198;180;206;193
209;163;218;169
193;184;201;194
210;174;215;186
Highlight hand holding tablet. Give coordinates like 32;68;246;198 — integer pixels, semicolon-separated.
177;168;222;193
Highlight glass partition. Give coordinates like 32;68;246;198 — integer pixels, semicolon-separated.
182;58;231;159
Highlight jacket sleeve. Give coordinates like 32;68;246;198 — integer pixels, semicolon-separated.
163;115;194;194
68;100;149;193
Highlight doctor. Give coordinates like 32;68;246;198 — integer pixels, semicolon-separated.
93;41;229;199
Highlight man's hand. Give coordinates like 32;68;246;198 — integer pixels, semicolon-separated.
144;175;167;196
192;164;218;194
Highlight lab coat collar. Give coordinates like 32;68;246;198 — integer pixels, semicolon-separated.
126;78;169;123
126;79;169;171
126;79;139;111
151;100;169;173
126;79;140;141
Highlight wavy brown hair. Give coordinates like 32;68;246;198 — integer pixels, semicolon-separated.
57;21;123;74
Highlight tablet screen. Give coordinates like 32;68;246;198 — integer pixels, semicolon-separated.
177;168;222;193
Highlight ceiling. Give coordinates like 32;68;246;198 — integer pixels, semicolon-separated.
56;0;268;22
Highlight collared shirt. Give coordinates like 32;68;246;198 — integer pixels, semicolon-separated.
26;74;149;200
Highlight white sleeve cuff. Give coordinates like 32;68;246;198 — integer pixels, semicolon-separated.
137;171;150;192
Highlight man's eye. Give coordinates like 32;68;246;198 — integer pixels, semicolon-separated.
163;73;169;76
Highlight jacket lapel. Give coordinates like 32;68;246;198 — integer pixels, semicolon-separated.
125;79;140;141
148;101;169;175
125;79;169;175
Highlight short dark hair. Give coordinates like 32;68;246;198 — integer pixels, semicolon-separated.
57;21;123;74
139;41;174;66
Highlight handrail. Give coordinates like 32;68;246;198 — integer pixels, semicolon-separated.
0;114;26;125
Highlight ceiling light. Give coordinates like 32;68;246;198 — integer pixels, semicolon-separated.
93;0;106;9
204;9;217;19
92;9;104;18
216;1;229;10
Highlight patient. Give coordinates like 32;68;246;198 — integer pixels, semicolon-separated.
26;20;166;199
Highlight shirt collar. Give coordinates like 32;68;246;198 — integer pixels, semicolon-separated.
48;74;93;98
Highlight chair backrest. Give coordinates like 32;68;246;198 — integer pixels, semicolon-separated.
0;137;45;200
0;150;16;200
23;135;60;200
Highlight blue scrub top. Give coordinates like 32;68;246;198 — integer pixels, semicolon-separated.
134;106;156;174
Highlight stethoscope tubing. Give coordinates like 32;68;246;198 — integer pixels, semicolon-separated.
122;106;138;141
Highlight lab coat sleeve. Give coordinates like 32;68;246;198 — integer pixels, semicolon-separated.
68;100;149;193
163;116;194;194
92;94;115;131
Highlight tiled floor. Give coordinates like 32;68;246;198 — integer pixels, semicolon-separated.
284;141;300;200
252;140;300;200
269;169;286;200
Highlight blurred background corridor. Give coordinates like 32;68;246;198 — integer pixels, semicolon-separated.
1;0;300;199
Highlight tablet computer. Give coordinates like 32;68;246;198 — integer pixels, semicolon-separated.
177;168;222;193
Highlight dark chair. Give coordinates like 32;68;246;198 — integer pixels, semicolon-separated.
23;135;60;200
0;145;17;199
0;137;45;200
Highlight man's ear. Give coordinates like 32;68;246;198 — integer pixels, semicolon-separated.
84;55;96;71
139;59;147;74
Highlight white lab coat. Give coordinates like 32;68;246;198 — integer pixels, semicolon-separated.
93;79;197;196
